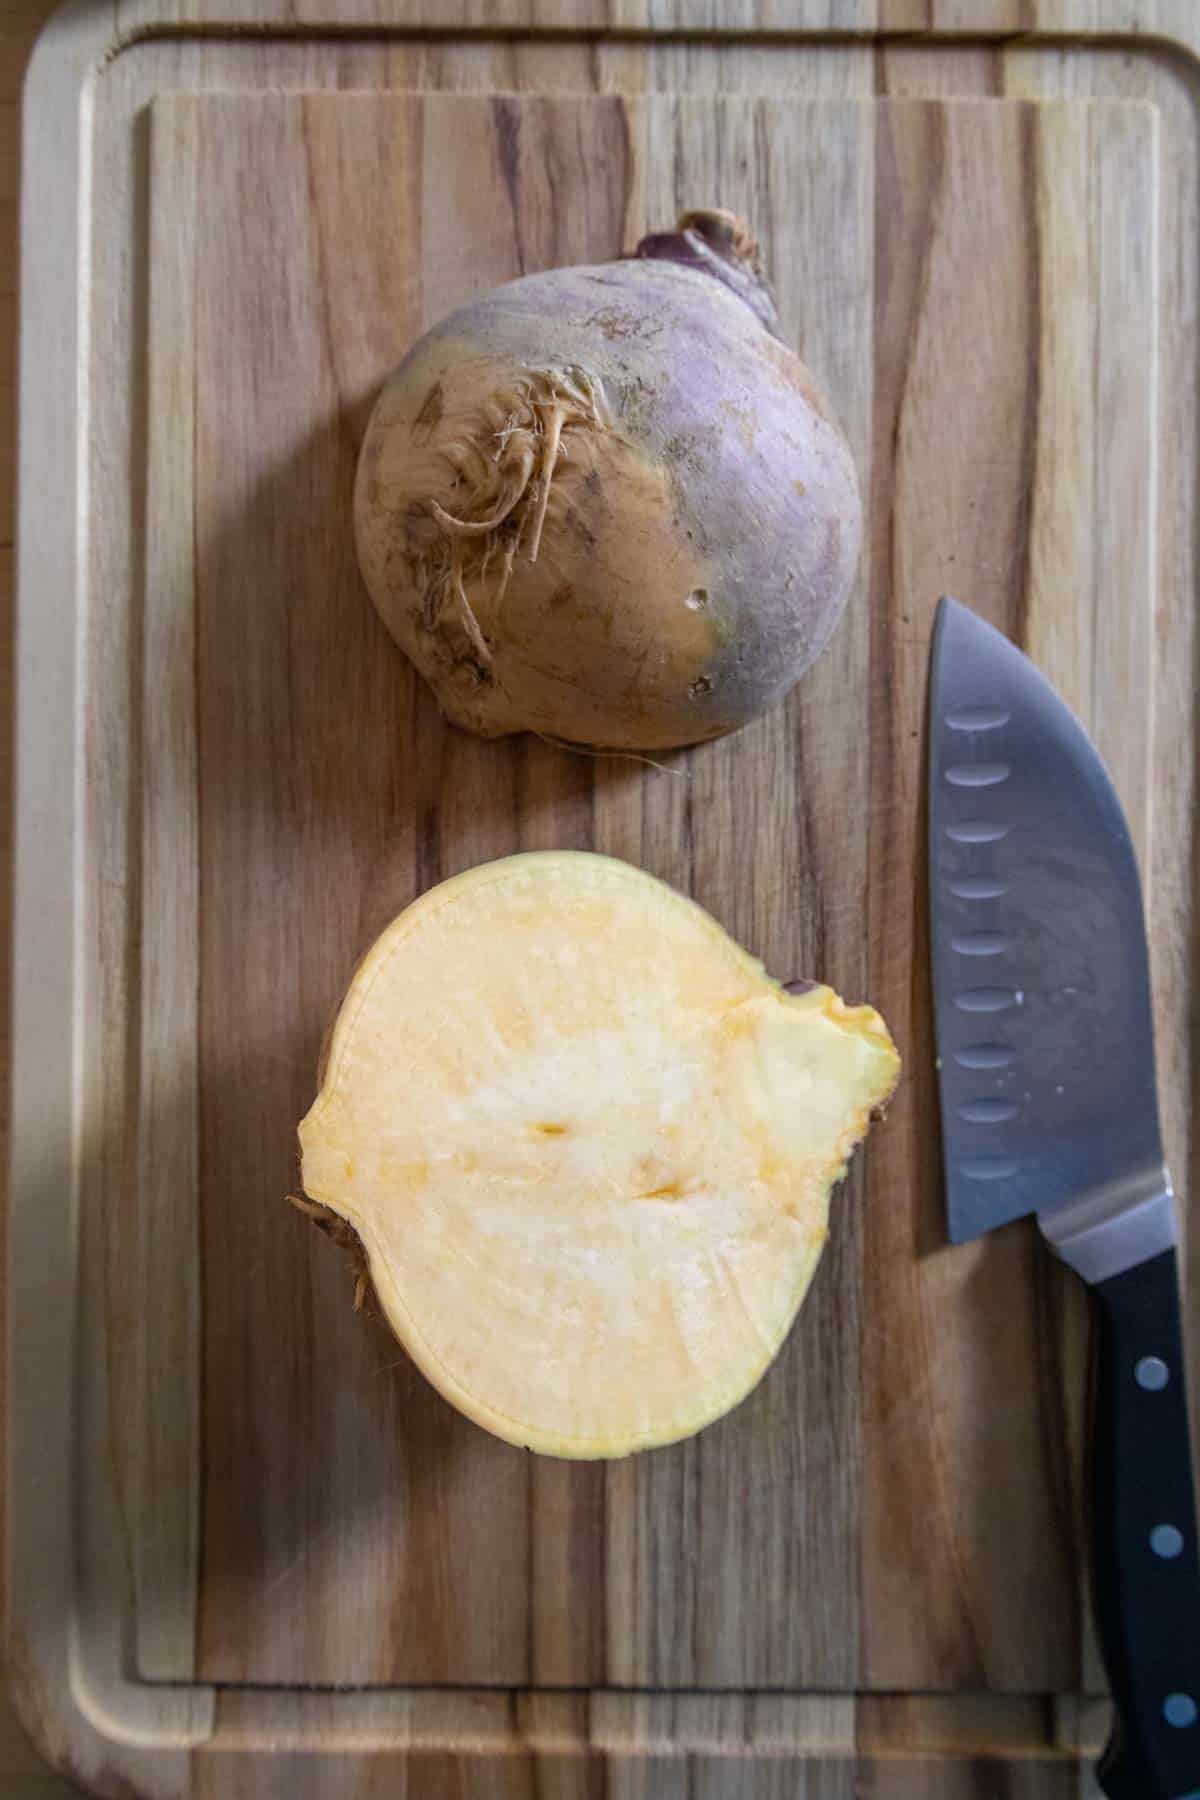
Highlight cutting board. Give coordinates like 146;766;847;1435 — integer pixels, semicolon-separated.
10;4;1200;1796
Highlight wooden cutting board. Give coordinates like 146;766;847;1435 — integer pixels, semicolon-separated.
10;4;1200;1796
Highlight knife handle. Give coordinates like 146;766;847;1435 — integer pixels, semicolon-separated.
1093;1246;1200;1799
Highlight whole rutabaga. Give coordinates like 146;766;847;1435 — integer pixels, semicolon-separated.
355;211;862;750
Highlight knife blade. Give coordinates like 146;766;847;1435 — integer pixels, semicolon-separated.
929;596;1200;1800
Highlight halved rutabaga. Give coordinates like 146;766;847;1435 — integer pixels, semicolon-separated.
298;852;898;1458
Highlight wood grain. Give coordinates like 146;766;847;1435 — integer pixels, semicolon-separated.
861;92;1157;1692
177;88;879;1692
9;1;1200;1793
144;83;1158;1697
2;3;144;1788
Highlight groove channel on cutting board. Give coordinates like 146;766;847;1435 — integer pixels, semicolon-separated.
945;762;1011;788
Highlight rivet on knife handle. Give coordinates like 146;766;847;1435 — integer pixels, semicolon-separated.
1091;1247;1200;1799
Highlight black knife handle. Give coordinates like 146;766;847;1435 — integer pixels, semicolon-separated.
1093;1247;1200;1799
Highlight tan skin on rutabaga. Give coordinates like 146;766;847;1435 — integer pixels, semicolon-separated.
354;211;862;751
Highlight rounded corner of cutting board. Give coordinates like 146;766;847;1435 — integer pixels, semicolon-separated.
22;0;120;115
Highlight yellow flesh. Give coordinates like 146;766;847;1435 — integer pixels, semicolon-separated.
299;853;899;1458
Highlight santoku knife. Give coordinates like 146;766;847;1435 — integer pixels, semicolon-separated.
929;596;1200;1800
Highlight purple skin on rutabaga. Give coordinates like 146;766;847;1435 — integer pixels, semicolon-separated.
354;209;862;751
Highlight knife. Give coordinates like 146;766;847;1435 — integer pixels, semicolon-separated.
929;596;1200;1800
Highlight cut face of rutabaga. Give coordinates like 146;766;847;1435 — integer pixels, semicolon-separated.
298;853;899;1458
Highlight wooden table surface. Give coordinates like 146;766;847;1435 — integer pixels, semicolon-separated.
2;1;81;1788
